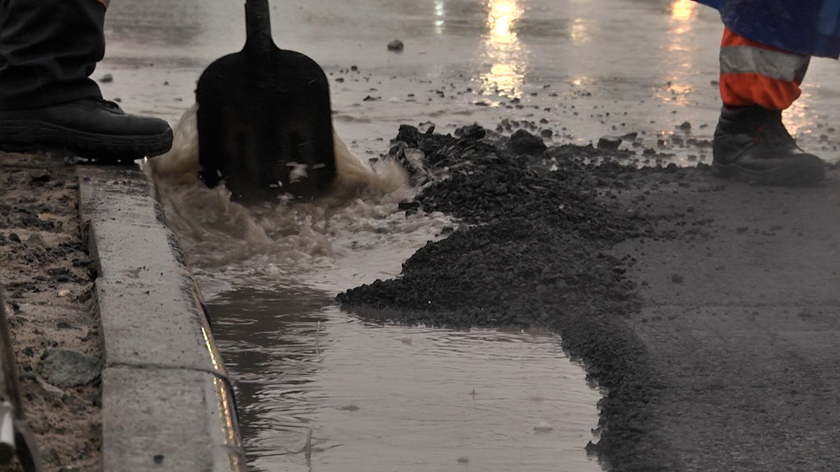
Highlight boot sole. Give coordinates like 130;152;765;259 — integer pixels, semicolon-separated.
711;159;825;187
0;120;173;163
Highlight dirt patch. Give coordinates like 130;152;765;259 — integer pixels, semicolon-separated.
1;152;102;472
338;126;691;471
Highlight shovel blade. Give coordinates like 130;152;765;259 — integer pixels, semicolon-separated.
196;47;336;202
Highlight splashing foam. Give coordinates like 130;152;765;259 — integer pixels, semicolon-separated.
146;104;444;280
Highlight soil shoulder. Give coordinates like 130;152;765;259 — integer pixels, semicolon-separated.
1;152;102;472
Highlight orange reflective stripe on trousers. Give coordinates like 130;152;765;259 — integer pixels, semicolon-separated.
719;27;811;110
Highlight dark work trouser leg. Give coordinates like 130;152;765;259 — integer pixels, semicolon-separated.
0;0;106;110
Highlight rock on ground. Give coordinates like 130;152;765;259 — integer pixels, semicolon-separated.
41;348;101;388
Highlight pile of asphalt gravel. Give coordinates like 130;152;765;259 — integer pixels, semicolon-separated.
338;125;684;471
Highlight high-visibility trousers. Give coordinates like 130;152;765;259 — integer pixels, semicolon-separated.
719;27;812;111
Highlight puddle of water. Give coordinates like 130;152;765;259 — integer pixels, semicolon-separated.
209;286;604;472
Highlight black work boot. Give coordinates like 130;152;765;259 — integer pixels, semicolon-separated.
712;105;825;186
0;98;173;161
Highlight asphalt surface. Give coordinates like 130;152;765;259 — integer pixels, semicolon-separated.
614;167;840;471
339;127;840;471
93;0;840;469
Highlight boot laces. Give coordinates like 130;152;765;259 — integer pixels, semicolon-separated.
754;121;796;149
93;97;122;110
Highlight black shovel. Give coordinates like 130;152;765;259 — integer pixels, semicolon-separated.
196;0;336;202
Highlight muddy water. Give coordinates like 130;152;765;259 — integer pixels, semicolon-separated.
208;286;602;472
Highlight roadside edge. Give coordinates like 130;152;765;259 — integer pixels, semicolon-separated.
77;165;245;472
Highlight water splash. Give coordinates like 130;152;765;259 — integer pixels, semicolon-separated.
145;105;446;281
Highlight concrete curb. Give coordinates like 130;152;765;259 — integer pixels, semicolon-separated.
77;166;246;472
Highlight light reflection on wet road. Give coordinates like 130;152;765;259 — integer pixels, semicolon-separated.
102;0;839;166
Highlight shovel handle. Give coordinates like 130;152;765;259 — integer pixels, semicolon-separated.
0;402;13;464
245;0;273;52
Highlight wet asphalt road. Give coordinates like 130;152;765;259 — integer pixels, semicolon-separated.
101;0;839;165
99;1;840;470
611;169;840;471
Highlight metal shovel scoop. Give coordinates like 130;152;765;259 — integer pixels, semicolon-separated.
196;0;336;202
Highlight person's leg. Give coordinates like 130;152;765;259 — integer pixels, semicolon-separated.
0;0;106;108
718;27;809;111
712;27;825;186
0;0;172;161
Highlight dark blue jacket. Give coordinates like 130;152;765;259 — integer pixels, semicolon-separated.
697;0;840;58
